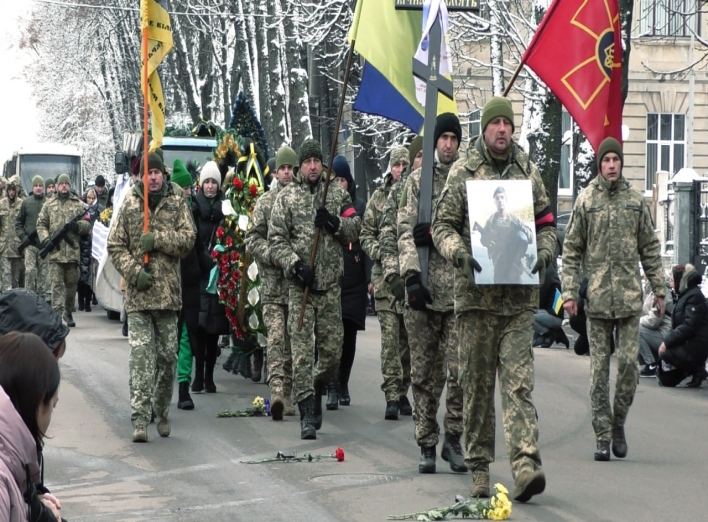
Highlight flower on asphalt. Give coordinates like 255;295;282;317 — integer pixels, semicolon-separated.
335;447;345;462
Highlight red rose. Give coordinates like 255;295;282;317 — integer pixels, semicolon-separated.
221;265;229;275
211;249;219;259
218;290;226;301
335;447;345;462
233;178;244;190
229;295;237;307
228;280;236;291
230;251;239;262
249;184;258;197
216;226;225;239
221;254;229;265
226;236;234;248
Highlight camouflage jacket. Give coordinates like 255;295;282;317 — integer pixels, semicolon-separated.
398;159;456;312
379;173;409;283
432;137;556;316
0;196;23;258
561;174;665;319
269;172;361;292
360;173;401;311
107;182;196;314
37;193;90;263
245;183;289;305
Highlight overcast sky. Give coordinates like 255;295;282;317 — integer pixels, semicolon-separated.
0;2;39;164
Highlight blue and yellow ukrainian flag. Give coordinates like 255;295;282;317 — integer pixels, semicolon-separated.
348;0;458;132
553;288;564;315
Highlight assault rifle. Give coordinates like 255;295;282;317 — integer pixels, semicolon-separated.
39;210;86;259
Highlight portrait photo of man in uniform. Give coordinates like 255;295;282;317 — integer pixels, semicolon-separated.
466;179;538;285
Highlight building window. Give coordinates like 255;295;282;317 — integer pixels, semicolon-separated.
559;110;573;196
638;0;699;38
466;109;481;139
646;113;685;191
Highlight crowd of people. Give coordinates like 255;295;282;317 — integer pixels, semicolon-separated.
3;95;708;520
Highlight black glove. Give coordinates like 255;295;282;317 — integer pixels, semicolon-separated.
386;274;405;303
314;207;340;234
406;273;432;311
66;221;79;233
294;260;315;289
413;222;433;247
455;250;482;283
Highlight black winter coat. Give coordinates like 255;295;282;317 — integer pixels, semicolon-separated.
79;203;102;286
180;231;212;334
664;270;708;364
192;190;230;335
340;192;371;330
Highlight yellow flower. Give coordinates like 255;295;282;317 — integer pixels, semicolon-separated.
494;483;508;496
252;396;264;409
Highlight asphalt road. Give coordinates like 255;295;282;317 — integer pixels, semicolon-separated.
44;307;708;522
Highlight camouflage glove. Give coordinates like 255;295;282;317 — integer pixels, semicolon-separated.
532;248;553;286
293;260;315;289
136;269;154;291
406;272;432;311
386;274;405;302
454;250;482;283
314;207;340;234
140;232;156;253
413;222;433;247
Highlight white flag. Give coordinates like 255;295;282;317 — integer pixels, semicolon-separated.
414;0;453;106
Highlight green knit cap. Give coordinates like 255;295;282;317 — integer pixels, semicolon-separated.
31;175;44;187
409;135;423;165
45;178;55;189
597;137;623;165
56;173;71;185
140;152;165;174
276;146;298;170
171;159;192;189
298;139;323;166
481;97;515;132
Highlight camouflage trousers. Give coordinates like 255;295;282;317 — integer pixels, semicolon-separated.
288;286;342;404
263;302;293;401
403;307;462;447
457;311;542;478
588;316;640;442
377;304;411;402
50;262;79;316
0;256;23;291
24;246;49;297
128;310;178;428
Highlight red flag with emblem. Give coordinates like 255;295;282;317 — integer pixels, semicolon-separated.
520;0;623;154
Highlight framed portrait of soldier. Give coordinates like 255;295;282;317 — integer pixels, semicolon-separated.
465;179;539;285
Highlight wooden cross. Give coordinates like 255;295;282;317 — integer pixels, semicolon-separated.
396;0;479;286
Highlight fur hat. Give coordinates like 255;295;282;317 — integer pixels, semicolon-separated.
389;146;409;170
276;146;298;171
199;160;222;186
298;139;323;166
434;113;462;147
31;175;44;187
481;97;515;133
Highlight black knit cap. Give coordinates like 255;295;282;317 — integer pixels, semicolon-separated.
434;113;462;148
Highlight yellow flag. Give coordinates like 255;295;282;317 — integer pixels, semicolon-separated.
140;0;173;151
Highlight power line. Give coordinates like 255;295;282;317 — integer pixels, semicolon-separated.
32;0;275;18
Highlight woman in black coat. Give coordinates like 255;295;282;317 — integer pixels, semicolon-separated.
329;155;372;408
658;264;708;387
192;162;231;393
77;189;103;312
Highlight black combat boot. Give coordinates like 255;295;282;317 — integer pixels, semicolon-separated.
338;383;351;406
192;356;205;393
419;446;436;474
205;344;217;393
441;433;468;473
611;426;627;458
177;382;194;410
398;395;413;416
594;440;611;461
385;400;399;420
299;396;317;440
314;382;325;430
122;318;128;337
326;381;339;410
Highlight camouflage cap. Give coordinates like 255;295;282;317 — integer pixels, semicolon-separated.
389;146;409;170
298;139;323;166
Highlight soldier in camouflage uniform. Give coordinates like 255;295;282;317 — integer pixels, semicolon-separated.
45;178;56;198
37;174;90;327
0;178;24;291
246;146;298;421
361;146;412;419
396;114;466;476
561;137;665;462
268;139;361;440
16;176;48;298
107;152;196;443
432;97;555;502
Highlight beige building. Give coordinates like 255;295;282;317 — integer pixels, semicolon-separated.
452;0;706;211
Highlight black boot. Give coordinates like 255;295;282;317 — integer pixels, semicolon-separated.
419;446;436;474
594;440;610;461
122;319;129;337
556;328;570;349
399;395;413;416
385;400;399;420
299;396;317;440
251;349;263;382
685;368;708;388
91;292;98;305
84;291;91;312
326;381;339;410
205;341;217;393
441;433;468;473
77;284;85;311
338;383;351;406
177;382;194;410
192;356;205;393
611;426;627;458
314;382;324;430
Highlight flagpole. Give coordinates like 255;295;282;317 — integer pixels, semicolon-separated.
297;38;357;331
502;59;526;97
142;22;150;268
